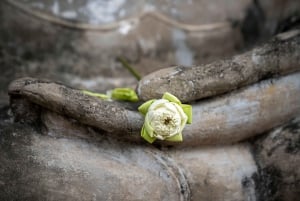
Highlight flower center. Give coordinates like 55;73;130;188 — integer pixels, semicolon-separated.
160;114;177;129
163;116;172;125
149;110;181;137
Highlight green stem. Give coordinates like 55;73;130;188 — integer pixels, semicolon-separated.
117;57;141;81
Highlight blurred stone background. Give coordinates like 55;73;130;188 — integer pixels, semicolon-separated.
1;0;299;105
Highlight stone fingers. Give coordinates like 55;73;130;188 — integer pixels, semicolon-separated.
181;72;300;146
137;30;300;102
9;72;300;146
8;77;144;140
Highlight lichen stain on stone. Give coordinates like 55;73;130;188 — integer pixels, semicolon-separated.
251;165;283;201
282;119;300;154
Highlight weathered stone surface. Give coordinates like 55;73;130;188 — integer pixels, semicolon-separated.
169;144;257;201
8;77;144;140
1;1;300;200
259;0;300;35
0;117;188;201
252;117;300;201
2;97;300;201
0;106;260;201
182;72;300;146
9;95;41;124
2;95;299;201
8;72;300;146
137;30;300;102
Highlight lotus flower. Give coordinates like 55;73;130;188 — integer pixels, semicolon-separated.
138;92;192;143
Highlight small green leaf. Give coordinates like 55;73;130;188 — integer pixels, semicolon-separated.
181;104;192;124
141;126;156;143
166;133;183;142
111;88;139;102
162;92;181;104
144;115;154;137
82;90;110;100
138;99;155;115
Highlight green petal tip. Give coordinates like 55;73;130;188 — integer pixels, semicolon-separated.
138;99;155;115
181;104;192;124
141;126;156;143
162;92;181;104
144;115;154;137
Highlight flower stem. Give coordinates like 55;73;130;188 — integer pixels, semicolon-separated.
117;56;141;81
